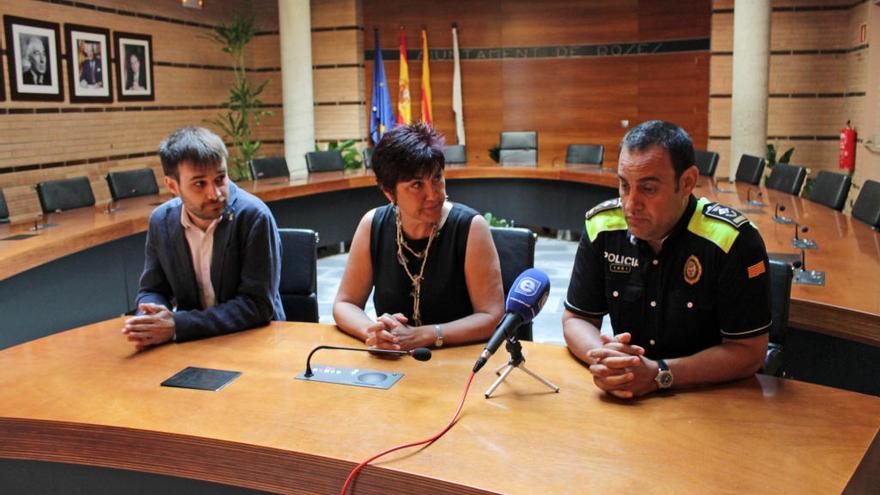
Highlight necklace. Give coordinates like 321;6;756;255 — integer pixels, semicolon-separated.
394;206;438;326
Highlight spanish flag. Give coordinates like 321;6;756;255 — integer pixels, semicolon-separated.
420;28;433;125
397;27;412;125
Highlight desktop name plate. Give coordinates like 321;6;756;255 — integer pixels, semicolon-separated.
296;365;403;390
161;366;242;391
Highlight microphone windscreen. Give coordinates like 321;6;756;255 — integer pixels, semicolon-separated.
504;268;550;324
411;347;432;361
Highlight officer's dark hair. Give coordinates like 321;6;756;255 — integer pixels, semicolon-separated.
620;120;694;179
372;123;445;194
158;126;228;180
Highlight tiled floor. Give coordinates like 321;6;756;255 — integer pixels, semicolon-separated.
317;236;607;346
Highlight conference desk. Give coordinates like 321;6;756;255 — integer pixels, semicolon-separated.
0;165;877;351
0;319;878;494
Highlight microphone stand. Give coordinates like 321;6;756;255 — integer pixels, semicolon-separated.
485;338;559;398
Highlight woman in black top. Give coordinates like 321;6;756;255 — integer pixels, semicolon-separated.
333;124;503;351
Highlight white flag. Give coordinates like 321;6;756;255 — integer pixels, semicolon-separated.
452;25;465;145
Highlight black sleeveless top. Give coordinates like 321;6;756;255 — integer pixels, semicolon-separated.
370;202;477;325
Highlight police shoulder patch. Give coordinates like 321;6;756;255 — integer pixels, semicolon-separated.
701;202;749;229
585;198;622;220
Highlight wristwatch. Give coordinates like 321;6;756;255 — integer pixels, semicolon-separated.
433;324;444;347
654;359;673;389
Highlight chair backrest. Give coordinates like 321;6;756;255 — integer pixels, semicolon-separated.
279;228;319;323
35;176;96;214
693;149;719;178
765;164;807;196
852;179;880;229
305;151;345;173
249;157;290;180
764;259;794;377
490;227;537;341
0;187;9;223
443;144;467;164
735;154;766;185
499;131;538;166
565;144;604;165
363;148;373;169
807;170;851;211
105;168;159;201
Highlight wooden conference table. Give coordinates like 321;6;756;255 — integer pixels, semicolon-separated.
0;319;878;494
0;165;878;348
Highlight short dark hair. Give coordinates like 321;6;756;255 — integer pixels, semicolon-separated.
158;126;228;179
372;123;445;193
620;120;694;178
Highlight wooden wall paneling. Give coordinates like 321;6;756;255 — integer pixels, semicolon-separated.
637;0;711;41
315;104;367;141
312;31;361;66
499;0;638;46
768;97;851;136
769;54;849;94
311;0;361;28
770;10;850;51
154;66;234;105
710;12;732;53
846;50;868;94
313;67;363;103
248;34;281;70
248;72;282;103
706;137;730;173
363;0;503;49
637;53;711;149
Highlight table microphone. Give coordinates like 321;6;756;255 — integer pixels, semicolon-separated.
473;268;550;373
303;345;431;377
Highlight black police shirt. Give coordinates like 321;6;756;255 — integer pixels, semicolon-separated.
564;195;772;359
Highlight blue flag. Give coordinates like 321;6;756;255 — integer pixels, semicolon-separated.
370;29;396;145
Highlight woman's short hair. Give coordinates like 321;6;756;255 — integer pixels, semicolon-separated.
372;123;445;192
158;126;228;180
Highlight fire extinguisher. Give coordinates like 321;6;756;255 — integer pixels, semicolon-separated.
840;121;856;172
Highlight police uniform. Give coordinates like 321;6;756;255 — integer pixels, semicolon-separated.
564;195;771;359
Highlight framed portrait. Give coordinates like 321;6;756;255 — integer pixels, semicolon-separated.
3;15;64;101
113;31;154;101
0;44;5;101
64;24;112;103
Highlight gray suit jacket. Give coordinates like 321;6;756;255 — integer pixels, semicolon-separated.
136;181;285;342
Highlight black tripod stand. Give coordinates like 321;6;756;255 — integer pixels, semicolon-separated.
485;338;560;398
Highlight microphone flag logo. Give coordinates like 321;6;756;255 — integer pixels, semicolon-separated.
516;276;540;296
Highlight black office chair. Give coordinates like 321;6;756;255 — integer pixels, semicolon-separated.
499;131;538;166
305;151;345;173
0;187;9;223
249;157;290;180
443;144;467;164
105;168;159;201
765;164;807;196
851;179;880;229
735;154;766;185
694;150;719;178
806;170;851;212
490;226;537;341
35;176;96;213
565;144;604;165
363;148;373;169
279;228;319;323
763;259;794;377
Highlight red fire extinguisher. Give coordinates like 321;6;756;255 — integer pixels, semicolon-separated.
840;121;856;171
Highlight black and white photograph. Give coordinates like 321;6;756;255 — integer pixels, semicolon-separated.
65;23;112;103
114;31;153;101
3;15;63;101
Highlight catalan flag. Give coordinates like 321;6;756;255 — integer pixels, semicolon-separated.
747;260;766;279
370;28;395;145
420;28;433;125
397;27;412;125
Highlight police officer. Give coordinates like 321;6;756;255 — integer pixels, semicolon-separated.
563;120;771;399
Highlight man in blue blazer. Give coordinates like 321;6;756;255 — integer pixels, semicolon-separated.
122;126;285;350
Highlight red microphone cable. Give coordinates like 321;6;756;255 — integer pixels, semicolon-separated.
340;371;477;495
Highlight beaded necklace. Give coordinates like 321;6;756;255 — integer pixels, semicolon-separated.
394;206;438;326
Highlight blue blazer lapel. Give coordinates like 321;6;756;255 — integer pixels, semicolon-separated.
210;182;240;299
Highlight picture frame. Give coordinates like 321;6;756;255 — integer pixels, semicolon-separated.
113;31;154;101
64;23;112;103
0;43;6;102
3;15;63;101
